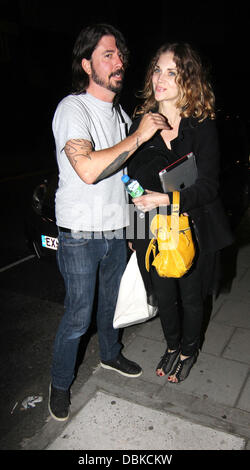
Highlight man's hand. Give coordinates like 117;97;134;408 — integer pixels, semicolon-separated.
135;113;171;144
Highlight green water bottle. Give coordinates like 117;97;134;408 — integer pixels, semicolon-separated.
121;175;145;219
121;175;144;198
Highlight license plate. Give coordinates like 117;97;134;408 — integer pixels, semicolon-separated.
41;235;58;250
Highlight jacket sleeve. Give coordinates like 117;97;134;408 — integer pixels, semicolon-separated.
179;118;220;213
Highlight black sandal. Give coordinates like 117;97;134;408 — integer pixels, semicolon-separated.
156;347;180;377
168;351;198;383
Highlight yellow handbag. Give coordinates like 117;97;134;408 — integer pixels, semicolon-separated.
145;191;195;278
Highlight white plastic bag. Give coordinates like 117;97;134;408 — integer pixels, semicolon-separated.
113;252;158;329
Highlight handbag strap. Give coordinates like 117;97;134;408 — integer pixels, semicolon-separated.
172;190;180;210
145;238;157;272
170;191;180;233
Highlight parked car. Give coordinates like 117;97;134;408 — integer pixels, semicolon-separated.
26;113;249;259
26;171;59;259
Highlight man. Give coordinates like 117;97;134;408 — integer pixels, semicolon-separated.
49;23;168;421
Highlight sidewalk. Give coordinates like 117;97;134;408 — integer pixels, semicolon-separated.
24;210;250;451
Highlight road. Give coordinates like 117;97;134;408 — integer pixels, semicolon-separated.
0;173;100;450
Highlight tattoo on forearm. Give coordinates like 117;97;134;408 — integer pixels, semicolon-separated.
95;151;129;183
95;137;140;183
63;136;140;184
63;139;92;168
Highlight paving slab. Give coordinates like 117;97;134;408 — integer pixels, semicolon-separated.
223;328;250;364
124;334;249;407
167;352;249;407
137;316;165;342
237;376;250;413
123;335;169;385
201;320;235;356
227;272;250;302
47;391;245;450
236;246;250;268
214;299;250;328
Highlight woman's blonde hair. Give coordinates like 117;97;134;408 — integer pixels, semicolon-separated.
134;42;215;121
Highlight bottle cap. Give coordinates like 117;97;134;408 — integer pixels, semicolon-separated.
121;175;130;183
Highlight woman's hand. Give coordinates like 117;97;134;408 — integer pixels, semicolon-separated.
132;190;170;212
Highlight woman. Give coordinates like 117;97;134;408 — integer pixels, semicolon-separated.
127;43;233;383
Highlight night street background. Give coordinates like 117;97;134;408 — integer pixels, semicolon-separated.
2;0;250;180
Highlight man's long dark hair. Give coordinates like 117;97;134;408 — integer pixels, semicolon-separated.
72;23;129;94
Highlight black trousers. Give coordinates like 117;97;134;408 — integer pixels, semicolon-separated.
151;252;216;356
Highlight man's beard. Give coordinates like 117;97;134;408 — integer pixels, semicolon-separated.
90;62;124;93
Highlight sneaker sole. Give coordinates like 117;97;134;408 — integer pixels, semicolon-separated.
48;384;70;422
100;362;142;378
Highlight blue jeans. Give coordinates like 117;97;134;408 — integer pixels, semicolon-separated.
51;230;127;390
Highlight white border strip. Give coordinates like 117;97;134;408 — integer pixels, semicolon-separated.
0;254;36;273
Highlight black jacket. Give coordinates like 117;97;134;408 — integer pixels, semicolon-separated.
127;115;233;254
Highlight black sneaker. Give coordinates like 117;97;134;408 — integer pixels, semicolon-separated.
48;384;70;421
100;353;142;377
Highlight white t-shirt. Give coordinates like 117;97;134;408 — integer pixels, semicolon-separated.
52;92;131;231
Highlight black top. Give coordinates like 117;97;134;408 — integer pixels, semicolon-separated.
127;115;233;254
